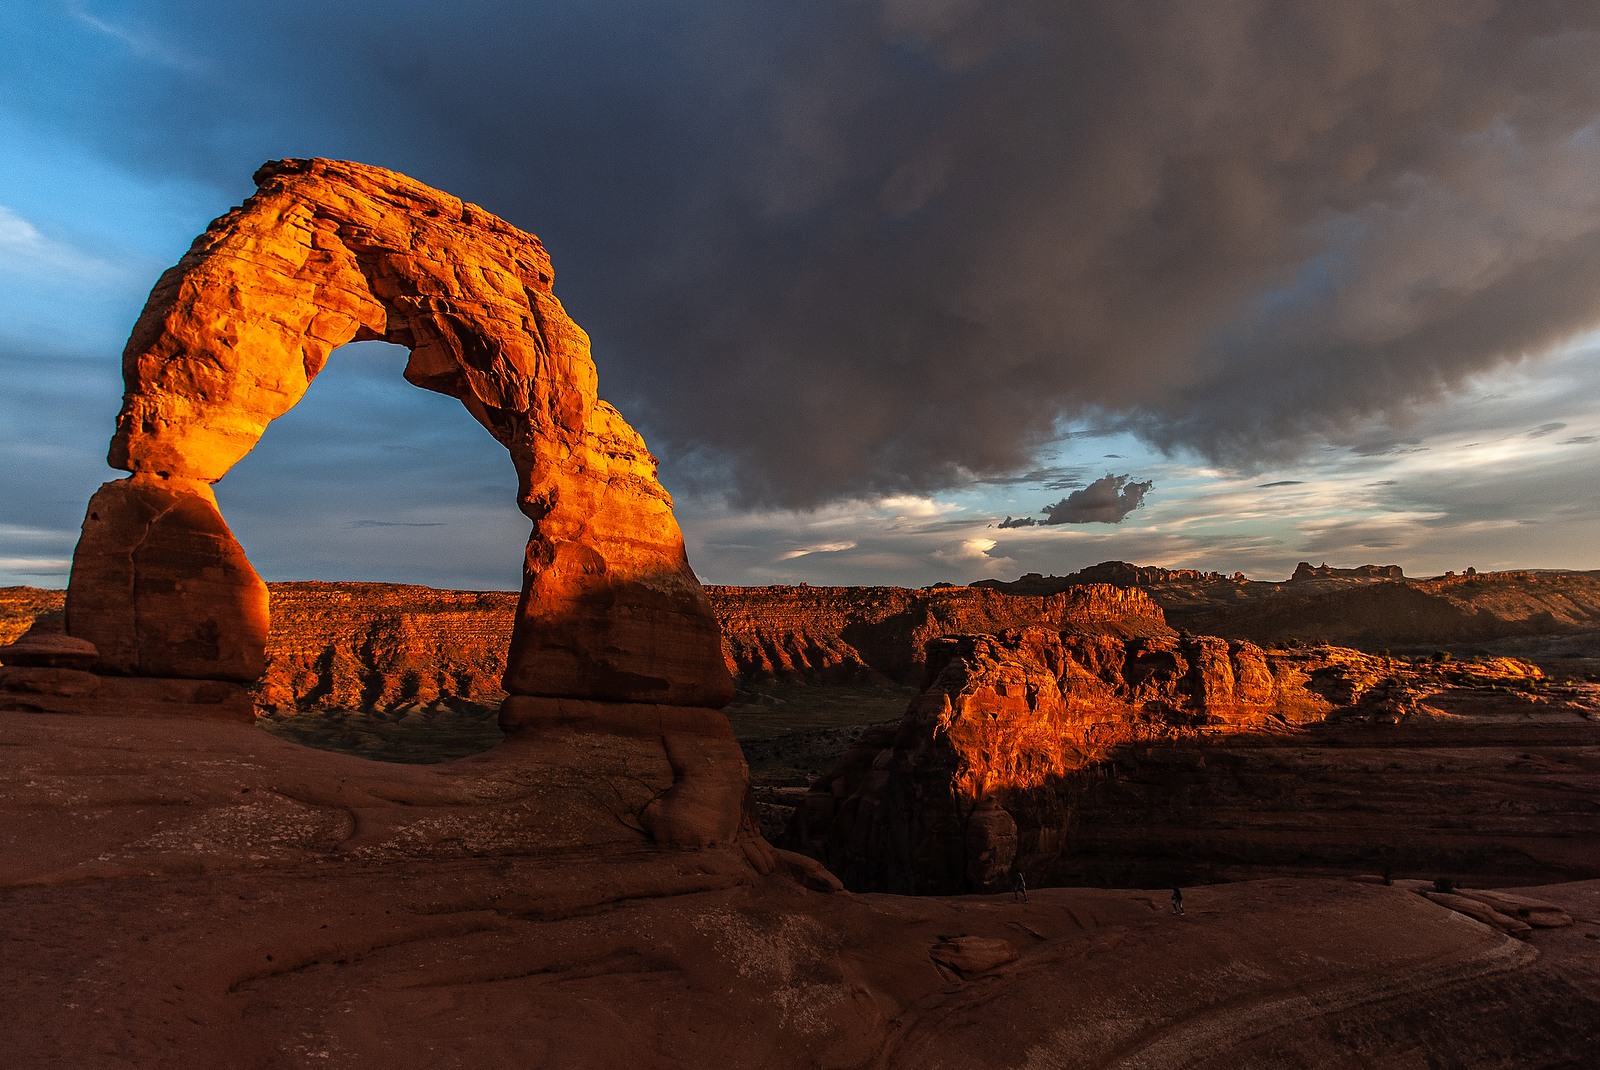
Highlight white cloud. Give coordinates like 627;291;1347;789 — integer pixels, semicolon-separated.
0;205;124;282
877;495;958;517
777;541;857;560
65;2;206;73
0;557;71;577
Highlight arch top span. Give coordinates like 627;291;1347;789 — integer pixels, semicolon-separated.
69;158;734;710
110;156;594;501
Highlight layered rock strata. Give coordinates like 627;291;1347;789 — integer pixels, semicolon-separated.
66;157;730;708
788;627;1600;894
707;583;1169;686
254;582;517;712
977;562;1600;647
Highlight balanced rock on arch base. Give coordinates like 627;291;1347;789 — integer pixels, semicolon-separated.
66;157;733;714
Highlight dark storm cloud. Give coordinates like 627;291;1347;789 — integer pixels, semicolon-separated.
1000;473;1152;526
974;466;1084;490
1040;474;1154;525
11;1;1600;509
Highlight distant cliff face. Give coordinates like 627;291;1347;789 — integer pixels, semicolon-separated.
252;582;1171;712
5;572;1595;712
1290;562;1405;581
0;588;63;646
785;627;1585;895
1179;571;1600;645
705;583;1171;687
1;581;1169;711
974;562;1600;647
255;583;518;712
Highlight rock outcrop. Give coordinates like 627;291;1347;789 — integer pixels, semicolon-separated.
69;478;270;681
788;627;1600;894
1291;561;1407;581
975;560;1600;648
708;583;1170;686
67;157;730;708
1177;570;1600;647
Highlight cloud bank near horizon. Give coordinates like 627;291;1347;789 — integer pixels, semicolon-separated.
7;0;1600;514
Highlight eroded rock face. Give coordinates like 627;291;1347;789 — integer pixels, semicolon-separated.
787;628;1478;894
708;583;1171;685
69;157;730;707
67;478;269;680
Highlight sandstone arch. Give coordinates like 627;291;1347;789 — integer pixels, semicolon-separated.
67;158;733;711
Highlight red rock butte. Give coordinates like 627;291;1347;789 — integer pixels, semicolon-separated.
66;157;732;713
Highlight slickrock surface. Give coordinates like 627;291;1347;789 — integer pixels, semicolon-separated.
791;628;1600;894
68;157;729;706
3;708;1598;1069
708;583;1171;686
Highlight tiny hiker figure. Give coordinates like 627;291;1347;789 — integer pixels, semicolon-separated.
1013;871;1028;903
1171;887;1184;916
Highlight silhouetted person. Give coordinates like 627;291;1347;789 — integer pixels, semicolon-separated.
1013;871;1028;903
1171;887;1184;915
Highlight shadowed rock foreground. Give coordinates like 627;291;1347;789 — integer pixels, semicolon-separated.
2;710;1598;1069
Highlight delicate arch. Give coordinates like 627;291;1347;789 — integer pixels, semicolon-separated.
68;158;731;709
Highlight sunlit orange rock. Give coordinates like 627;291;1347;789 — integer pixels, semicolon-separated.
707;582;1171;684
70;157;731;706
67;477;268;680
789;628;1398;893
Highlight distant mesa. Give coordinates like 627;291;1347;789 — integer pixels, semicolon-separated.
974;560;1237;593
973;559;1407;596
1290;561;1405;581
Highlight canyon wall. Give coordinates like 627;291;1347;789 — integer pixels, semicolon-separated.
254;583;518;712
786;626;1599;894
706;583;1170;686
255;581;1169;710
1177;571;1600;646
8;575;1597;712
979;564;1600;646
